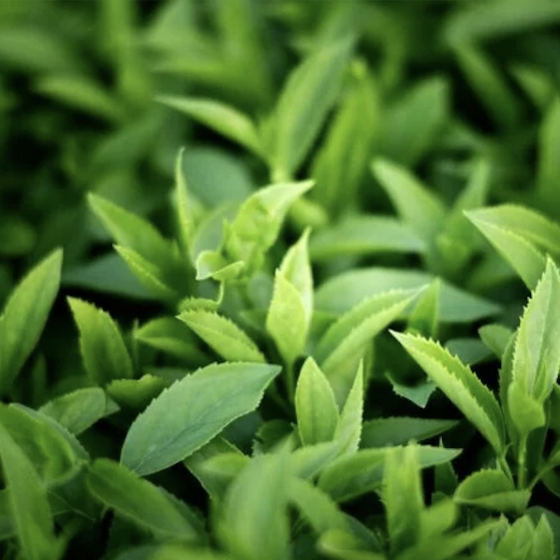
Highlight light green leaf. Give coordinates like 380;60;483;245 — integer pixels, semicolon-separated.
270;38;353;180
455;469;529;514
393;332;505;454
135;317;208;365
107;374;166;410
289;478;348;534
311;59;379;215
408;279;439;338
309;216;425;262
537;97;560;218
295;358;339;446
290;441;341;480
372;159;446;243
384;446;423;555
508;380;546;441
381;77;449;167
0;249;62;395
174;148;198;259
267;229;313;366
315;289;422;377
157;96;263;157
195;251;244;282
530;515;555;560
39;388;118;436
361;417;457;448
495;516;534;560
87;459;201;541
387;374;436;409
512;258;560;401
316;267;499;323
0;422;62;560
121;363;280;475
511;64;555;110
218;453;290;560
178;310;265;363
335;362;363;457
36;75;127;123
319;530;386;560
225;180;313;272
68;297;133;386
318;445;460;502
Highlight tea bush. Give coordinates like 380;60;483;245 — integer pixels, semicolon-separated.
1;1;560;559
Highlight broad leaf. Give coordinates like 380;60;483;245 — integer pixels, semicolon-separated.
393;332;505;454
68;297;134;386
454;469;529;514
178;310;265;363
0;249;62;395
295;358;339;446
121;363;280;475
87;459;201;541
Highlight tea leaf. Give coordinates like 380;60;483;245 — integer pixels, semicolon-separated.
68;297;134;386
295;358;339;446
267;230;312;366
393;332;505;454
40;387;118;435
0;249;62;395
178;310;265;363
335;362;363;457
121;363;280;475
87;459;201;541
372;159;446;243
270;38;353;180
157;96;263;157
455;469;529;514
174;148;197;259
478;323;513;359
0;421;62;560
507;381;545;439
361;417;457;448
537;97;560;217
512;258;560;401
107;374;167;410
218;453;290;560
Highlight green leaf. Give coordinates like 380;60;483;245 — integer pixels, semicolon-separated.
295;358;339;446
318;445;460;503
372;159;446;243
381;77;449;167
512;258;560;401
218;453;290;560
316;267;500;323
478;324;513;359
508;381;546;439
530;515;555;560
311;59;379;215
135;317;208;365
384;446;423;555
270;38;353;180
315;288;422;384
174;147;198;259
289;478;348;534
87;459;201;541
157;96;263;158
392;332;505;454
454;469;529;514
68;297;134;386
0;421;62;560
225;180;313;272
495;516;534;560
121;363;280;475
36;75;127;123
0;249;62;395
107;374;167;410
178;310;265;363
266;229;313;366
361;417;457;448
537;97;560;219
511;64;555;110
39;388;118;436
407;279;439;338
309;216;425;262
335;362;363;457
290;441;341;480
454;44;522;130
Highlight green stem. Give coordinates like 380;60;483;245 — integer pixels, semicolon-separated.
518;436;528;489
285;362;296;406
498;454;514;485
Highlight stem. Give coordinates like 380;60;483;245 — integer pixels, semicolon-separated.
518;436;528;489
498;454;514;485
285;362;296;405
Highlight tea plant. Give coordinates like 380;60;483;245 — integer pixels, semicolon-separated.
1;1;560;559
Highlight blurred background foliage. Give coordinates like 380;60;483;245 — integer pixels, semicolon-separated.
1;0;559;401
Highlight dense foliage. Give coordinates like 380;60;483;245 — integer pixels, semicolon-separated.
1;1;560;559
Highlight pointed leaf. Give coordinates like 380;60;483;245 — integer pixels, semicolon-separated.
121;363;280;475
295;358;339;446
335;362;363;457
178;310;265;363
393;332;505;454
537;97;560;215
68;297;133;386
0;249;62;395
